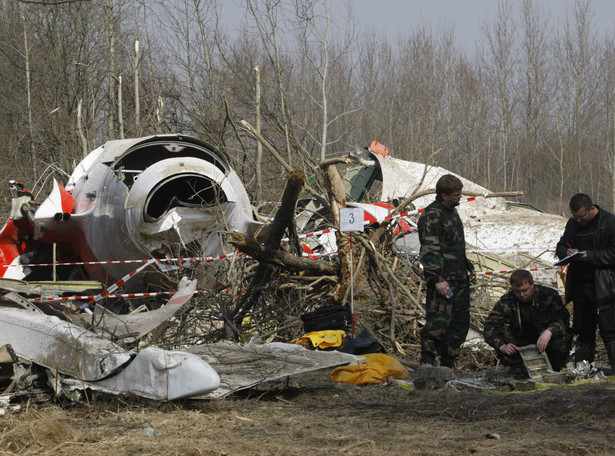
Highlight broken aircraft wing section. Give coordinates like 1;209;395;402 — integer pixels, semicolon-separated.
186;341;361;399
0;307;220;400
0;307;132;381
65;346;221;401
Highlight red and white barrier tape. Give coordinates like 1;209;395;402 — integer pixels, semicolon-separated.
5;196;495;268
407;266;563;281
290;194;491;242
3;252;239;268
33;286;237;303
83;259;157;308
400;247;556;255
473;266;561;276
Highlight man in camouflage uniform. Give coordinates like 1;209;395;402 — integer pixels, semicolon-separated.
417;174;473;368
484;269;570;373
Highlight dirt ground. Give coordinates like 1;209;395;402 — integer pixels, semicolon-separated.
1;368;615;456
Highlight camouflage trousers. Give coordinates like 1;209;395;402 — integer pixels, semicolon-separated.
495;332;570;372
420;279;470;364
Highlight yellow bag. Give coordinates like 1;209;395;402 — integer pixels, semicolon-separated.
290;330;346;349
330;353;410;385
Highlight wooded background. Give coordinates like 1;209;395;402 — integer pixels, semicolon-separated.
0;0;613;215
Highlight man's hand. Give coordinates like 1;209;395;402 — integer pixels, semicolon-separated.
435;281;449;297
567;248;587;260
536;330;552;352
499;343;518;356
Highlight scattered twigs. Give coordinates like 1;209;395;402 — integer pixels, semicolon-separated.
229;170;307;336
355;235;425;316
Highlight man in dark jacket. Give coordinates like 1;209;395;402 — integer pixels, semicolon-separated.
556;193;615;371
417;174;473;368
484;269;570;373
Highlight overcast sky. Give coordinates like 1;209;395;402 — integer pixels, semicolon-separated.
350;0;615;47
222;0;615;51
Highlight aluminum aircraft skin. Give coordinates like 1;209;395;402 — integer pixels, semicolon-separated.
0;137;408;402
0;134;258;290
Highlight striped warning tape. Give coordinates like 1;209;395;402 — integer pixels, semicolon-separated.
33;286;237;303
2;252;239;268
407;266;563;281
3;196;494;268
82;259;157;308
400;247;556;255
473;266;562;276
30;263;562;303
288;195;490;242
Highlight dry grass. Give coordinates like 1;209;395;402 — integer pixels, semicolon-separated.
2;373;615;456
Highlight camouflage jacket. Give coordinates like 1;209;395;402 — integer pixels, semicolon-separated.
483;284;570;351
417;197;468;283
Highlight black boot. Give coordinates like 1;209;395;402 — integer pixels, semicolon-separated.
420;353;437;366
440;356;456;369
604;341;615;375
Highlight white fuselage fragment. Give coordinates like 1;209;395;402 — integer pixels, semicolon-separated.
0;307;219;400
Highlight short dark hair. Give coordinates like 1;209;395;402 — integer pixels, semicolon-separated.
569;193;593;211
509;269;534;287
436;174;463;198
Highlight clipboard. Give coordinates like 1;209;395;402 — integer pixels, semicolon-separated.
554;251;583;266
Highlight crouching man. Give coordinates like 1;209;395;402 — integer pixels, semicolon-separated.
484;269;570;374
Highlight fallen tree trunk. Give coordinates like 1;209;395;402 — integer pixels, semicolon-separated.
225;170;307;337
228;234;338;275
319;160;351;304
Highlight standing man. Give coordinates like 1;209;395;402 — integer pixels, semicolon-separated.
556;193;615;371
417;174;473;368
484;269;570;375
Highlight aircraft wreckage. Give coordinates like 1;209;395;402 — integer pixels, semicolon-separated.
0;134;359;401
0;135;566;401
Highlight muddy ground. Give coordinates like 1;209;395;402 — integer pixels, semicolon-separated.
1;369;615;456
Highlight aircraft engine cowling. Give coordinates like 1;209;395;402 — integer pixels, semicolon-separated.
124;156;246;255
29;135;255;289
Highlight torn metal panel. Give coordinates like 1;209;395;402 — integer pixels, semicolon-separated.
63;346;220;401
0;344;16;364
371;154;490;204
0;307;131;381
0;278;102;296
3;292;42;313
0;308;220;400
76;277;197;341
186;341;361;399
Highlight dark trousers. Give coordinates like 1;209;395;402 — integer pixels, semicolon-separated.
420;279;470;363
572;282;615;362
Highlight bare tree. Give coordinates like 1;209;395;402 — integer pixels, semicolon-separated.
553;0;601;195
22;13;36;179
478;1;516;190
104;0;118;138
518;0;551;198
245;0;294;166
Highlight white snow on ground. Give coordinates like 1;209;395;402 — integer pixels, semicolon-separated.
375;154;567;266
305;154;568;284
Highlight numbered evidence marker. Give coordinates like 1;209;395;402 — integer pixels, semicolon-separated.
339;207;364;232
339;206;362;338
